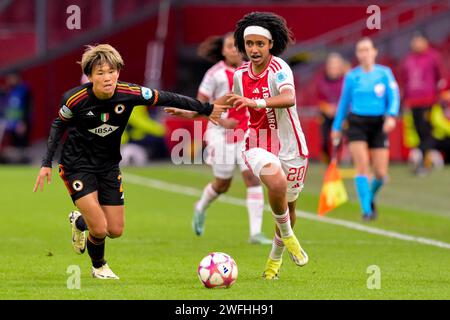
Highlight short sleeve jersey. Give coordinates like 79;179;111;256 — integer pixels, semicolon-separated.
233;56;309;159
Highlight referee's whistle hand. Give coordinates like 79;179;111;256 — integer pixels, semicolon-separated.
33;167;52;192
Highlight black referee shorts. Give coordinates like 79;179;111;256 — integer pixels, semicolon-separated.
346;113;389;149
58;165;124;205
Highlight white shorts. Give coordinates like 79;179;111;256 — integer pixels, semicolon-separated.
242;147;308;202
205;135;248;180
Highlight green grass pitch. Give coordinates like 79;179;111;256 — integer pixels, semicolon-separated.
0;164;449;299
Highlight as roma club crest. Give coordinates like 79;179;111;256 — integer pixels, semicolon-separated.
72;180;84;192
115;104;125;114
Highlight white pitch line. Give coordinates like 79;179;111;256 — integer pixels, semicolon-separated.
124;173;450;250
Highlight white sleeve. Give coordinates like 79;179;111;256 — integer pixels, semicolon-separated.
232;71;243;96
273;63;295;93
198;71;216;99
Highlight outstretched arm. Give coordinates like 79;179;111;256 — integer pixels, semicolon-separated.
164;104;230;125
163;93;233;125
155;90;214;116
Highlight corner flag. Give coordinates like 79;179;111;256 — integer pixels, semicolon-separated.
317;159;348;216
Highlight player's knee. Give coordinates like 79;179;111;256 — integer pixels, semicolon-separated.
355;167;370;176
213;180;231;194
88;219;107;238
244;175;260;187
216;184;230;194
108;223;124;238
373;167;387;180
107;226;124;238
373;173;385;181
89;227;107;239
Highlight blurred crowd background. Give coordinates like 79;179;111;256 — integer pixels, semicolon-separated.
0;0;449;176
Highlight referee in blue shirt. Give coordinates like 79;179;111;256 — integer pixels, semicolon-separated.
331;38;400;221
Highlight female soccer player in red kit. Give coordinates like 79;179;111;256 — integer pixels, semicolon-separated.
167;12;309;279
192;32;271;245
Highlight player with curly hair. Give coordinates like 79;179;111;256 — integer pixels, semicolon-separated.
192;32;271;245
167;12;309;279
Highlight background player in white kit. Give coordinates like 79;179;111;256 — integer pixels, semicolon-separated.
167;12;309;279
194;33;271;244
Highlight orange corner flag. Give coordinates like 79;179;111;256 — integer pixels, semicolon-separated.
317;159;348;216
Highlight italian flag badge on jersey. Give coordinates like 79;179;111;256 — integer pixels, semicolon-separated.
101;113;109;122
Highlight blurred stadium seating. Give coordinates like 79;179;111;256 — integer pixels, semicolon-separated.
0;0;449;162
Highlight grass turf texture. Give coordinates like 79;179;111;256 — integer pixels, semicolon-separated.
0;164;449;299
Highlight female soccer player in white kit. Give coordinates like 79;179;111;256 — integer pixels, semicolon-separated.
193;33;271;245
167;12;309;279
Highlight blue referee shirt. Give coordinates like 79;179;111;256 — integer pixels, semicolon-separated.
332;64;400;131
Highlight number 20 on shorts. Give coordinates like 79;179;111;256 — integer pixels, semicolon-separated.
286;166;306;182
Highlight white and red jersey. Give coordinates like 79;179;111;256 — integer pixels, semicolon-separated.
198;60;249;143
233;56;309;160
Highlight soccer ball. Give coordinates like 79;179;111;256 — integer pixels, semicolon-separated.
197;252;238;289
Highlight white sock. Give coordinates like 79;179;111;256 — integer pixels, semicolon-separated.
246;186;264;237
196;183;219;213
272;209;293;238
269;234;285;260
